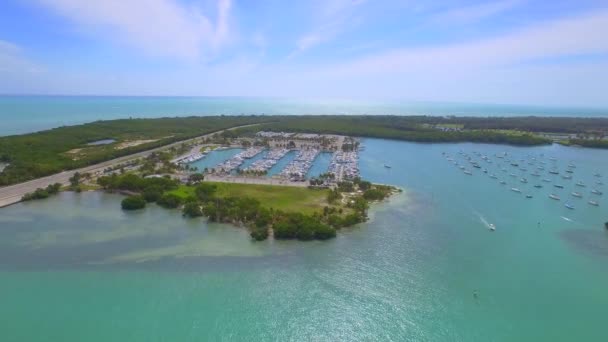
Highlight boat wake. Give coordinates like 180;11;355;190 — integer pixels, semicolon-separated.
561;216;573;222
474;211;495;230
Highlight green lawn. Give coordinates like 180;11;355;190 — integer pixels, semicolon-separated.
170;182;330;215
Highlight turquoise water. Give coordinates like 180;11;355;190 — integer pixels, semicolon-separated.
189;148;242;172
1;95;607;136
307;152;333;178
1;139;608;341
266;150;297;177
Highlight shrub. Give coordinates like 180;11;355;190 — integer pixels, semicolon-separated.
157;193;182;209
121;195;146;210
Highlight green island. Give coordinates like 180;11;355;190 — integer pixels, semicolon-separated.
3;115;608;186
96;173;398;241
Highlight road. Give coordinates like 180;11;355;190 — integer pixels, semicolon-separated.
0;124;260;208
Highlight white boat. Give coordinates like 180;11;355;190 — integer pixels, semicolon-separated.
571;192;582;198
588;200;599;206
591;189;603;195
464;170;472;175
549;194;560;200
575;181;585;187
511;187;522;193
526;194;533;199
542;178;551;183
489;223;496;231
499;180;506;185
564;202;575;210
520;178;528;183
554;184;564;189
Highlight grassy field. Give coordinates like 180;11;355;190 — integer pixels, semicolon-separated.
169;182;331;215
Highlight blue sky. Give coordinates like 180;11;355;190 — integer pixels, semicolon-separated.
1;0;607;106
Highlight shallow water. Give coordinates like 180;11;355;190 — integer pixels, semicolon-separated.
1;138;608;341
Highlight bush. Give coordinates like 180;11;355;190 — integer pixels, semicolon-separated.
182;201;203;217
121;195;146;210
157;193;182;209
250;227;269;241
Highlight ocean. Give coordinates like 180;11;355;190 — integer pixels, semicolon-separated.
0;95;606;136
1;138;608;341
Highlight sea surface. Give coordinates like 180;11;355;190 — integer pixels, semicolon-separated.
1;138;608;341
1;96;607;136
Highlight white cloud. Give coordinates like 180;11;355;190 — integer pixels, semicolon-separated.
320;10;608;76
431;0;523;24
0;40;43;74
36;0;233;60
291;0;367;56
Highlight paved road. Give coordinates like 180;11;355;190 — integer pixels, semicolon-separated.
204;175;309;187
0;124;259;208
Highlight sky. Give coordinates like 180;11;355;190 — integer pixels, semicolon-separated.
0;0;607;107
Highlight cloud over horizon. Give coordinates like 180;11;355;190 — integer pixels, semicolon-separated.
1;0;607;106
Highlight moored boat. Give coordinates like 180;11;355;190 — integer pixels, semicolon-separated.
549;194;560;200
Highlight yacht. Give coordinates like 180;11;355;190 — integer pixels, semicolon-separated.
588;200;599;206
489;223;496;231
511;187;522;193
510;173;516;177
464;170;472;175
596;180;604;185
549;194;560;200
565;169;573;174
591;189;603;195
562;175;572;180
520;178;528;183
384;164;392;169
564;202;575;210
499;180;506;185
549;170;559;175
490;174;498;179
571;192;582;198
526;194;533;199
554;184;564;189
534;184;543;188
542;178;552;183
594;173;602;177
575;181;585;187
568;164;576;169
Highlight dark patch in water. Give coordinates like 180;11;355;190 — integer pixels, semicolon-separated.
559;228;608;259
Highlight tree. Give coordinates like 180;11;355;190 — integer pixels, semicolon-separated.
188;173;204;184
69;172;81;188
157;193;182;209
182;202;203;217
121;195;146;210
195;183;217;201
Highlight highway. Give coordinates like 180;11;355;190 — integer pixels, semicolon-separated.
0;124;260;208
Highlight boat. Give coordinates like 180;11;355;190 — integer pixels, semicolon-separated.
565;169;573;174
571;192;582;198
594;173;602;177
520;178;528;183
597;180;604;185
510;173;516;177
499;180;506;185
490;174;497;179
549;194;560;200
464;170;472;175
588;200;599;206
567;164;576;169
534;184;543;188
383;164;392;169
531;172;540;177
511;187;522;193
526;194;533;199
542;178;551;182
554;184;564;189
549;170;559;175
511;162;519;167
562;175;572;180
564;202;575;210
489;223;496;231
591;189;603;195
549;157;557;161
